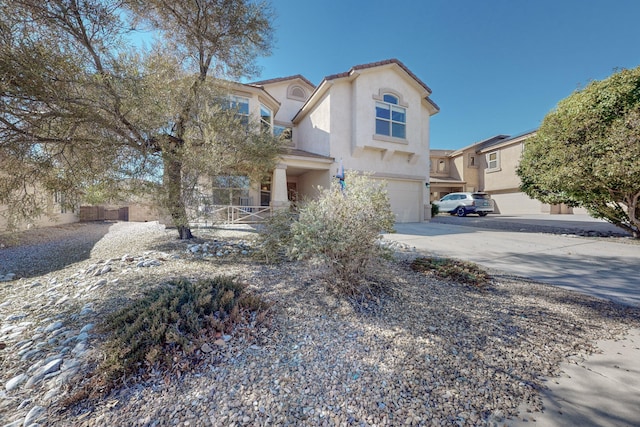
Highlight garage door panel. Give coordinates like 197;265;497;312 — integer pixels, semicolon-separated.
374;179;422;223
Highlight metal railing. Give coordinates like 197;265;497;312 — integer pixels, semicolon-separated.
193;205;272;226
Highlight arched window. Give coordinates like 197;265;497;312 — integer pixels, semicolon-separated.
375;93;406;139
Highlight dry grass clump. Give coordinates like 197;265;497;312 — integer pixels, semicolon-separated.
410;256;491;289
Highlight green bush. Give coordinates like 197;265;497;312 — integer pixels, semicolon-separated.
94;277;267;395
288;172;395;294
431;202;439;217
411;257;490;289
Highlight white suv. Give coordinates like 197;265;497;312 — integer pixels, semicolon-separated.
433;192;494;217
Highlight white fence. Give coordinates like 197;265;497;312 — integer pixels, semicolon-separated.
193;205;272;226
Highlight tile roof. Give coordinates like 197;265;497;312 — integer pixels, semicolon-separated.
280;147;334;160
324;58;434;95
250;74;315;88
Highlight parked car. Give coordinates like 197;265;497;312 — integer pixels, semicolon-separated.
433;192;494;217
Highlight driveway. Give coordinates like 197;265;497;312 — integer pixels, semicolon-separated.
384;215;640;307
384;215;640;426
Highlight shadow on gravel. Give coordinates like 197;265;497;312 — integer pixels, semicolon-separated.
0;222;114;279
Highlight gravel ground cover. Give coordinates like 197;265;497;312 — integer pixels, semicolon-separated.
1;221;639;426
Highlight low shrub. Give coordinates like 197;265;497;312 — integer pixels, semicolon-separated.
288;172;396;296
411;257;490;289
431;202;440;217
74;277;268;402
255;208;298;263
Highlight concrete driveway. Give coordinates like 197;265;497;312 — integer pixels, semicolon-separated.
385;215;640;307
384;215;640;427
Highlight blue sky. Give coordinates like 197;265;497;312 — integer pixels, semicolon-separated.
248;0;640;149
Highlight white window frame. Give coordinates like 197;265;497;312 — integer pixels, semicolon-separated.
260;103;272;132
486;151;500;171
375;93;406;139
437;159;447;173
225;95;250;124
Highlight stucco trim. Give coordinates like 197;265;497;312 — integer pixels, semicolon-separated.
372;88;409;108
370;171;427;181
372;134;409;145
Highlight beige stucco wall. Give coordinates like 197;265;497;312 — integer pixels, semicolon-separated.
293;66;432;222
256;79;313;125
128;203;161;222
296;170;331;201
296;91;332;156
0;211;78;232
482;141;525;192
0;193;78;232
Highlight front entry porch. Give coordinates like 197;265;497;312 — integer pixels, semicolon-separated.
190;149;335;226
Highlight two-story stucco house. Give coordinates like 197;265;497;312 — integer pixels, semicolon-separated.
429;130;587;215
230;58;439;223
1;59;439;231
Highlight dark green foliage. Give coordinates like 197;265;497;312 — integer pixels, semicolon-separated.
411;257;490;289
431;202;440;217
99;276;266;385
517;66;640;238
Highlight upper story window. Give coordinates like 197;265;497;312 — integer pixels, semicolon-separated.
274;125;292;141
375;94;406;139
223;95;250;125
260;103;272;131
486;151;500;171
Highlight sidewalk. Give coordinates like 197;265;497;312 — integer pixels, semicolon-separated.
511;329;640;426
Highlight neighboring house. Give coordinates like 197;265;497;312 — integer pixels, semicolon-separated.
221;58;440;222
429;131;587;215
0;188;78;232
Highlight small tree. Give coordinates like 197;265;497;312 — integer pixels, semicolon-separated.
288;172;396;295
0;0;278;238
517;67;640;238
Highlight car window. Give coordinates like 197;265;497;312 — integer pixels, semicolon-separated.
441;195;452;201
472;194;490;200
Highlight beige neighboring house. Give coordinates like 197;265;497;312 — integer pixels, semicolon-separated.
0;189;78;232
429;131;587;215
213;58;440;223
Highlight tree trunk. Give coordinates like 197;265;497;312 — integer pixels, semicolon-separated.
163;145;193;240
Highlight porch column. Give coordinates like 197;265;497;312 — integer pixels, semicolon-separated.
271;163;290;209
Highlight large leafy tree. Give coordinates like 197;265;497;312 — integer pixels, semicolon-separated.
0;0;279;239
517;67;640;238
